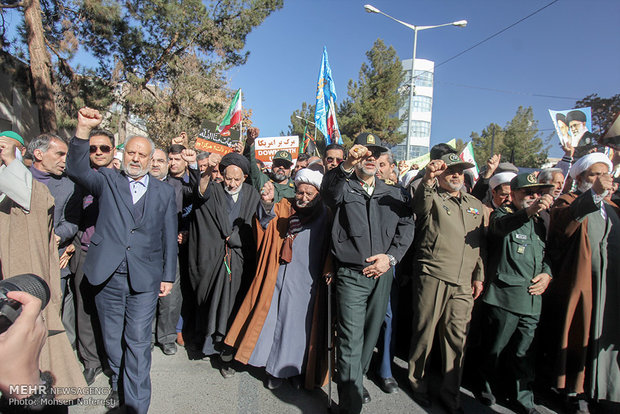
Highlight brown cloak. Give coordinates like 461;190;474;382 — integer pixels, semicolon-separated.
0;179;86;401
547;191;620;396
224;198;334;389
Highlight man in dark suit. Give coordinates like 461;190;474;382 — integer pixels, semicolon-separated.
66;107;177;414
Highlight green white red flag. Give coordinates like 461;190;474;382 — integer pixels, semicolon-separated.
459;141;479;181
217;89;242;134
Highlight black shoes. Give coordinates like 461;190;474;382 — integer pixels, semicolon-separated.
412;391;432;408
82;366;102;386
362;386;371;404
266;376;283;390
220;364;236;379
378;377;398;394
162;342;177;355
477;390;496;406
104;390;120;409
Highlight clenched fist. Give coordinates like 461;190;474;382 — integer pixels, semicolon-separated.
592;172;613;196
76;107;103;140
526;193;554;217
423;159;447;185
342;144;371;171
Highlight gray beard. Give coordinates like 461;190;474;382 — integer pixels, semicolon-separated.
577;181;593;193
225;185;242;196
271;172;288;182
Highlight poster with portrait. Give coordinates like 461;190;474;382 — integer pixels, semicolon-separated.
548;107;593;147
254;136;299;169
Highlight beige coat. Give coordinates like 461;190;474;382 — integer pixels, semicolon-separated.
0;176;86;401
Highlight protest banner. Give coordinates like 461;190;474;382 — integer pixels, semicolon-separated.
255;136;299;168
194;120;240;155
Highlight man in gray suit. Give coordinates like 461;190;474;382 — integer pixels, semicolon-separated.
67;107;177;414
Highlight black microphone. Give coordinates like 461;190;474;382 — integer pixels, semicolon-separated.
0;274;51;334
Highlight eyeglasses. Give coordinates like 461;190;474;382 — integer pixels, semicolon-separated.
326;157;343;164
90;145;112;154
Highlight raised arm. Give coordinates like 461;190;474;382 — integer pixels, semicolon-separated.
66;108;105;196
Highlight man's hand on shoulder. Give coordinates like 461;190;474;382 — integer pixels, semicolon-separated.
75;107;103;140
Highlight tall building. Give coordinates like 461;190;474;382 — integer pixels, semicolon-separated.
391;58;434;161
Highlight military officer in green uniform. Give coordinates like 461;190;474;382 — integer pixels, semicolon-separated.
409;153;485;414
249;144;295;202
479;172;554;414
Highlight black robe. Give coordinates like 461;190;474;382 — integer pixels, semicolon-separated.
188;181;260;354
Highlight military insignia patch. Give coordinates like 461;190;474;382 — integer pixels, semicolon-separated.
504;206;513;213
367;134;375;144
449;154;459;162
527;173;537;184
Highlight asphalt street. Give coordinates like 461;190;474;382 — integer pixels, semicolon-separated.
68;346;563;414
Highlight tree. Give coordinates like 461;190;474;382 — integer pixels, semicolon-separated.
471;106;549;168
575;94;620;137
338;39;405;146
1;0;60;132
2;0;282;140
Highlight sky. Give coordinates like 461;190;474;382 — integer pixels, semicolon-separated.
226;0;620;158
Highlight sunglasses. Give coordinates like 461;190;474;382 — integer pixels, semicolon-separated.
522;189;541;196
326;156;343;164
90;145;112;154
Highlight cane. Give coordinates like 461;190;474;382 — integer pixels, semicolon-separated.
327;276;333;410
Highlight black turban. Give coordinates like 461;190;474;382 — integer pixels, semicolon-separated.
219;152;250;175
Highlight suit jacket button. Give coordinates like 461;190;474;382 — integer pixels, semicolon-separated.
127;246;131;250
131;230;135;233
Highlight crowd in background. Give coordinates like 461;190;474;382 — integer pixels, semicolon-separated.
0;106;618;414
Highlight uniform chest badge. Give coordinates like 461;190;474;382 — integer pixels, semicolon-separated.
504;206;513;213
517;245;526;254
443;205;451;215
467;207;480;215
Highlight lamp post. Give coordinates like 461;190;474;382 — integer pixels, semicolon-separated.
364;4;466;160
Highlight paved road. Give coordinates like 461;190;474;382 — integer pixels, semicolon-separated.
68;346;563;414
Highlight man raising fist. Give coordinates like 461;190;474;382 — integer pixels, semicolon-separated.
479;173;556;413
321;132;414;414
67;107;177;414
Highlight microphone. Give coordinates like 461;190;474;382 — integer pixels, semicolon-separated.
0;274;51;334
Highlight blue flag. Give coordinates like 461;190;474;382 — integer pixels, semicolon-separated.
314;47;342;145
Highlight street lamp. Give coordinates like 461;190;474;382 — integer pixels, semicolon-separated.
364;4;467;159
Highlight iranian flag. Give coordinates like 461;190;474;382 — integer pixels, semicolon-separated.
218;89;242;134
459;141;480;181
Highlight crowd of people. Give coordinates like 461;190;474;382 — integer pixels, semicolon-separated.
0;106;619;414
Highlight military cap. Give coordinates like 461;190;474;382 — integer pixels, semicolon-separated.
272;150;293;167
510;172;554;191
354;132;387;153
440;153;474;169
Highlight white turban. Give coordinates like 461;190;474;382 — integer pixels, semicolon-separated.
569;152;612;179
489;172;517;190
294;168;323;189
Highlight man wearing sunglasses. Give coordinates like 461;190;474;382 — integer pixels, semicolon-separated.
322;132;414;414
89;130;116;169
323;143;345;172
71;128;116;387
479;173;554;414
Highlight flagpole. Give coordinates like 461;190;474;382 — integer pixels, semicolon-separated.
239;90;244;146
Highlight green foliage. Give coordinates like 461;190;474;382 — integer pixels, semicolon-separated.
471;106;549;168
338;39;405;147
575;93;620;137
2;0;282;143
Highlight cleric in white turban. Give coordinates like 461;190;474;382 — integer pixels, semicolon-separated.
294;167;324;190
569;152;612;179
